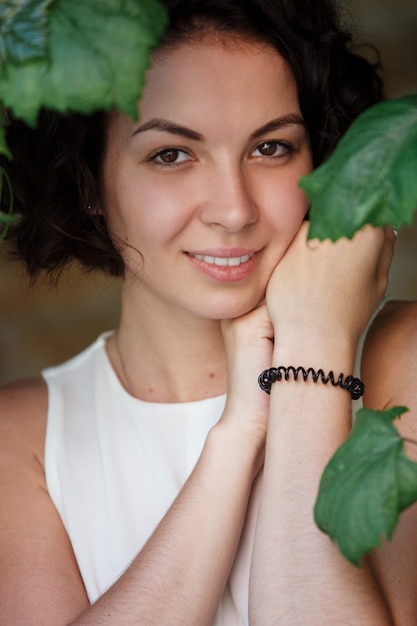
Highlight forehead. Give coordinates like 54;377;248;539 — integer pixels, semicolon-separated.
109;37;301;143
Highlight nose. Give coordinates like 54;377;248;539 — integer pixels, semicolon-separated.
199;164;258;232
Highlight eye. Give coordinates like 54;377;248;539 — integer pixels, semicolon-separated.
251;141;290;158
150;148;191;166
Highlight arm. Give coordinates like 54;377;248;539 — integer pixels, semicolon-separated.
74;422;260;625
249;224;395;625
0;310;272;625
361;299;417;624
0;378;90;625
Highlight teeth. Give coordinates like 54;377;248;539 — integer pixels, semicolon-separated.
191;253;254;266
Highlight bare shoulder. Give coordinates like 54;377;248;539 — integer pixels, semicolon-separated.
0;375;89;622
362;300;417;409
364;299;417;362
362;299;417;452
0;373;47;407
0;375;48;465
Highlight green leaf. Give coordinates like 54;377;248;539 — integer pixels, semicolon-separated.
0;0;53;70
300;95;417;240
0;0;168;125
314;406;417;565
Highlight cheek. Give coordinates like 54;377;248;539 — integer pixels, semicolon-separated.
133;186;193;244
106;172;193;244
262;180;310;235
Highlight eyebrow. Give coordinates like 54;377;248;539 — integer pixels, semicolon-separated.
131;114;305;141
132;118;204;141
249;115;305;140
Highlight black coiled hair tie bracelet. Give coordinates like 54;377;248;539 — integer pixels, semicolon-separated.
258;366;364;400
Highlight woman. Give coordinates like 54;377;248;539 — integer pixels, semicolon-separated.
0;0;399;623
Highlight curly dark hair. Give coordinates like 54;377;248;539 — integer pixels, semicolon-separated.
1;0;384;279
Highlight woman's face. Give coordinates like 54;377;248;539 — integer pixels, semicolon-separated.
102;37;313;320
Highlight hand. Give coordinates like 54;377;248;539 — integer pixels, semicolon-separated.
266;223;395;350
220;304;274;454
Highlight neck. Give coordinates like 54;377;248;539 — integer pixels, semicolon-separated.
109;286;227;403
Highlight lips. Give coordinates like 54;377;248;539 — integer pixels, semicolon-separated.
185;249;260;282
189;252;254;267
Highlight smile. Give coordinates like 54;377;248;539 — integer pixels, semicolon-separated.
189;253;255;267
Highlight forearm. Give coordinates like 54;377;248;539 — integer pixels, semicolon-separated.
71;422;259;626
249;340;393;625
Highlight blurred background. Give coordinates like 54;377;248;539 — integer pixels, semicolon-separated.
0;0;416;384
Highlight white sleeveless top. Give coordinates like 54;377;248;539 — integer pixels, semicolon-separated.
43;333;261;625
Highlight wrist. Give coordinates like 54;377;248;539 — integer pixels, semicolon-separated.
209;418;265;478
258;366;364;401
272;335;357;372
261;339;360;406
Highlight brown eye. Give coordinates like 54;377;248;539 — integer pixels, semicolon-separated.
251;141;289;159
151;148;190;165
159;149;180;163
258;141;278;156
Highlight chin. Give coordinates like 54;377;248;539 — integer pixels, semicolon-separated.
199;295;265;321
